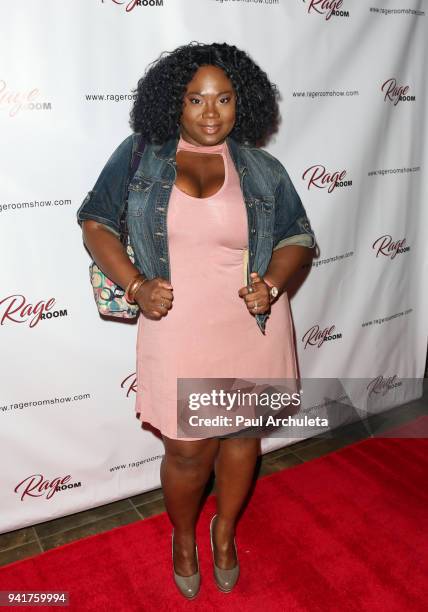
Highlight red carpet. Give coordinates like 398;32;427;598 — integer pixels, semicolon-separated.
1;417;427;611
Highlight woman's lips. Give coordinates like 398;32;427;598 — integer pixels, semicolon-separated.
200;125;221;134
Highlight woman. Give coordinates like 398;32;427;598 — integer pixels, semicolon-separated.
77;42;316;599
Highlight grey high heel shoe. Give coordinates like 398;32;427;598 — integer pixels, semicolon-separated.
171;529;200;599
209;514;240;592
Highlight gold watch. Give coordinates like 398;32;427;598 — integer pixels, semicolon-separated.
264;277;279;302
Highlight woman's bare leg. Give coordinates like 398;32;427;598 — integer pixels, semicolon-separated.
161;435;219;575
213;437;260;568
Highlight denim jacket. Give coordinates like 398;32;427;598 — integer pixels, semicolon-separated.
77;133;316;334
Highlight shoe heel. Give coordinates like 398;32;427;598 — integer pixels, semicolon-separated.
172;529;200;599
209;514;240;593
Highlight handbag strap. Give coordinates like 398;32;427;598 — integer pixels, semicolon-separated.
119;133;146;244
130;133;145;177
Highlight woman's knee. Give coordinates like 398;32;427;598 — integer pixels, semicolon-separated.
218;436;260;458
163;437;218;471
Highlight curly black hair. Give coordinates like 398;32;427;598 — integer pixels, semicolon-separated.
129;41;280;146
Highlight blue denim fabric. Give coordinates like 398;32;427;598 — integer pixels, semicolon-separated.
77;133;316;334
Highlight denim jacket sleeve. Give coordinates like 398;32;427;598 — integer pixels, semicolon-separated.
76;134;134;237
272;162;316;251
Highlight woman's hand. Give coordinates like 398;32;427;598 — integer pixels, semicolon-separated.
135;277;174;319
238;272;271;315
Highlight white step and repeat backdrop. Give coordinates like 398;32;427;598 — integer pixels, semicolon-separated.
1;1;427;533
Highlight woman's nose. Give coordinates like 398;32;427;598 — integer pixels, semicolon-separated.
202;101;220;118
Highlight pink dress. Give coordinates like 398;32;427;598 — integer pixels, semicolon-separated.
135;135;298;440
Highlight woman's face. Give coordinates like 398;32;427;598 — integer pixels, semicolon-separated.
179;64;236;146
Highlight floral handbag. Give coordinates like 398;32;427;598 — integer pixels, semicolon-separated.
89;134;146;318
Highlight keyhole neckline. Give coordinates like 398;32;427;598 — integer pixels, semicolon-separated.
173;136;228;201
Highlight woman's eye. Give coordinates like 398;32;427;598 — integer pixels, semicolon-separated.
188;97;231;104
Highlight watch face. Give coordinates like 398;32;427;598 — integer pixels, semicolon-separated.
270;287;279;298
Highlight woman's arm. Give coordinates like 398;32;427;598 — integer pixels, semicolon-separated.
81;220;141;290
263;244;314;295
241;245;314;315
77;135;143;290
272;162;316;252
82;220;174;317
77;136;172;315
264;160;316;294
240;161;316;313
